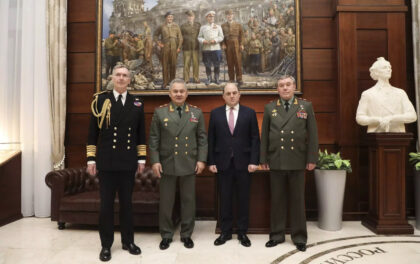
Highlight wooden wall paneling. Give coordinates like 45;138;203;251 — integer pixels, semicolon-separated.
387;13;407;91
303;81;337;112
65;145;86;168
337;0;404;7
356;13;387;29
302;18;336;48
196;176;215;219
68;23;96;52
301;0;335;18
302;49;336;80
356;29;388;80
66;114;91;145
316;113;337;144
67;0;96;22
67;84;95;113
68;53;95;83
337;12;358;146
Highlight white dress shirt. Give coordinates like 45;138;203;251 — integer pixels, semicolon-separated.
198;23;224;51
113;90;127;106
226;104;239;128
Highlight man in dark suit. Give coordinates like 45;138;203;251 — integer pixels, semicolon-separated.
87;65;145;261
208;83;260;247
260;75;318;252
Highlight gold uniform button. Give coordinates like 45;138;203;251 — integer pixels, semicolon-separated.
175;144;178;147
291;130;294;134
114;133;117;136
175;152;178;155
175;137;178;140
128;133;131;137
281;146;284;150
281;138;284;141
129;127;131;131
127;146;131;150
185;152;188;155
281;130;284;134
113;145;116;149
185;137;189;140
114;127;117;131
185;144;188;147
291;139;294;142
291;146;294;150
127;140;130;143
113;139;117;143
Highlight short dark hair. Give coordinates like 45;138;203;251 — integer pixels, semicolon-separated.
223;82;240;94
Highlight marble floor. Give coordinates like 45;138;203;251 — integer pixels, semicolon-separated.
0;218;419;264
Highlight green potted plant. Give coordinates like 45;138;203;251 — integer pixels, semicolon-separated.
409;152;420;230
315;150;352;231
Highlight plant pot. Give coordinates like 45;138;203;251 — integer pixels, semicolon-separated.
314;169;347;231
415;170;420;230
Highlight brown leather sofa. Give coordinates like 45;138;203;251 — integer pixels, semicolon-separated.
45;167;169;230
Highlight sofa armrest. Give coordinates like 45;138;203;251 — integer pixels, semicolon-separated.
45;167;95;221
134;167;160;192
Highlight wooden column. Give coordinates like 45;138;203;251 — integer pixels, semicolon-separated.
362;133;414;234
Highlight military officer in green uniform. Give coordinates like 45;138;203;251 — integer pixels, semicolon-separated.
260;75;318;252
181;10;201;83
154;12;183;88
149;79;208;250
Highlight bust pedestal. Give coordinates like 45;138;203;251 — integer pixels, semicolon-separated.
362;133;414;234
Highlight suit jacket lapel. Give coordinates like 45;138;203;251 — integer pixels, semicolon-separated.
221;106;231;135
175;104;190;136
115;93;133;125
278;98;298;129
232;105;242;135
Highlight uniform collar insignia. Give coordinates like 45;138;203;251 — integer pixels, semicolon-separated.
294;98;298;105
169;104;174;112
276;99;281;106
185;104;189;112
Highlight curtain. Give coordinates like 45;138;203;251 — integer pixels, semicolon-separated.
19;0;52;217
413;0;420;150
0;0;21;150
47;0;67;170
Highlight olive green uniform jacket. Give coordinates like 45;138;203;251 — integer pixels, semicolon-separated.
149;102;208;176
260;97;318;170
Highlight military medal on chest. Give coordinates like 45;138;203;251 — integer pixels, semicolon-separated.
164;117;169;127
272;109;277;117
189;112;198;122
297;105;308;119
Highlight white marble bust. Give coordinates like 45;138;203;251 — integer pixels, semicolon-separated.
356;57;417;133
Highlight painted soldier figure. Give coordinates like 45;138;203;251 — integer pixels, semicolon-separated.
198;10;224;85
181;10;201;83
154;12;183;88
104;32;121;76
260;75;318;252
149;79;208;250
221;10;244;85
143;21;153;67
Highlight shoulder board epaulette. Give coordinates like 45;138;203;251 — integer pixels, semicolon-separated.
158;104;168;108
93;90;109;98
189;104;200;109
297;97;307;101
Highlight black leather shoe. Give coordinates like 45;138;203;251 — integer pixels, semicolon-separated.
265;239;285;248
99;247;111;262
214;233;232;246
122;242;141;255
296;243;307;252
159;238;172;250
238;234;251;247
181;237;194;249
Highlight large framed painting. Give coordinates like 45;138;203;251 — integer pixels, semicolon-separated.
96;0;301;94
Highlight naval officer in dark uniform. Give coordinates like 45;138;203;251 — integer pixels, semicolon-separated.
149;79;208;250
260;75;318;252
86;65;146;261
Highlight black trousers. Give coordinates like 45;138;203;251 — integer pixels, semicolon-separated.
218;158;251;235
99;170;135;248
